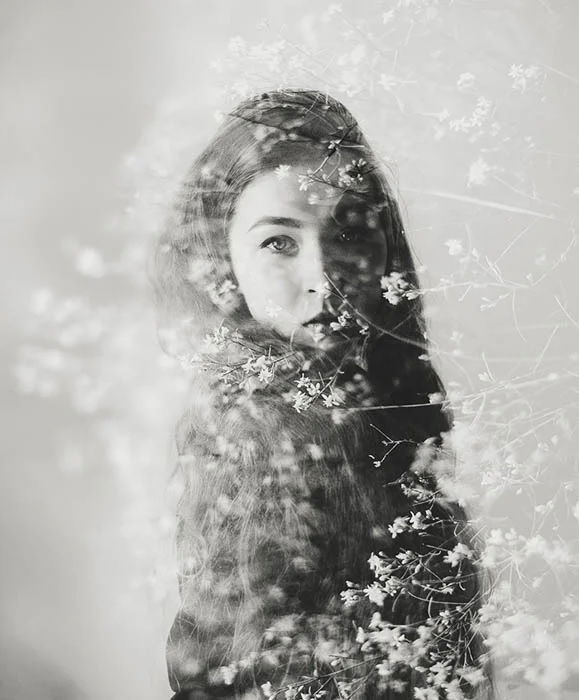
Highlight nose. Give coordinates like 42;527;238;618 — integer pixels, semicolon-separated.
302;238;327;296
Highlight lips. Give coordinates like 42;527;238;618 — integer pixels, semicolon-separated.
302;311;337;327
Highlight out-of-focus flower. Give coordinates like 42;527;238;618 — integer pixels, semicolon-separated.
380;271;418;305
75;247;106;278
274;164;291;179
443;543;473;567
457;72;476;91
467;156;493;187
227;36;247;57
445;239;464;256
508;64;543;92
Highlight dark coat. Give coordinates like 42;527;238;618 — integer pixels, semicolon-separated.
165;346;486;699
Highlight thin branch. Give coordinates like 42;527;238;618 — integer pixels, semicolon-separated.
404;188;557;219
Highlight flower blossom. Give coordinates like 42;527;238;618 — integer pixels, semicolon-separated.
443;543;473;567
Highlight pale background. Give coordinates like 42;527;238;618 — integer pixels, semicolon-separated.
1;1;578;699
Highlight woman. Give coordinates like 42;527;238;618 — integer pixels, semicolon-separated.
154;89;493;699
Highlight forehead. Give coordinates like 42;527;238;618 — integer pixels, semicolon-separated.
232;161;378;227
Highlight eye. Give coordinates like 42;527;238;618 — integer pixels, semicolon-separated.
261;235;299;255
338;228;365;244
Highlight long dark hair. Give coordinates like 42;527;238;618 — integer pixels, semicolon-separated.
154;87;452;445
155;89;493;699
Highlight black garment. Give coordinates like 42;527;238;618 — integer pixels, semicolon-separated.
165;355;485;699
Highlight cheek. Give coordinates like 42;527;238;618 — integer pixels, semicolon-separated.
329;255;386;310
238;256;301;308
326;248;385;286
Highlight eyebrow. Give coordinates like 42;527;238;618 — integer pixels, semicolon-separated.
248;216;304;232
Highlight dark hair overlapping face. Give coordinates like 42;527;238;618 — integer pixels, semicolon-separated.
154;89;429;365
154;90;454;443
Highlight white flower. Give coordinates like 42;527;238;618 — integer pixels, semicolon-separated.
457;72;476;91
457;666;486;687
274;164;291;180
445;239;464;256
383;290;401;305
265;299;282;318
396;550;414;564
322;387;344;407
295;374;310;389
218;663;237;685
258;365;274;383
467;156;492;187
376;660;392;677
444;679;466;700
297;172;313;192
380;271;415;305
306;381;321;397
340;586;361;607
306;443;324;460
409;511;426;530
293;391;314;413
365;583;387;606
509;64;542;92
388;516;409;538
443;543;473;567
203;325;231;351
261;682;274;698
438;609;452;626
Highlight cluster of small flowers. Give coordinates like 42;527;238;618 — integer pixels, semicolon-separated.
307;308;370;338
443;542;474;568
205;278;240;314
202;324;242;352
481;586;571;693
448;96;493;134
445;239;464;256
274;164;292;180
291;374;345;413
399;477;437;504
380;271;420;305
187;255;241;314
467;156;494;187
457;72;476;91
297;169;321;192
241;354;276;384
337;158;368;189
329;309;351;331
480;527;573;570
343;506;481;624
263;685;328;700
508;64;543;93
351;612;486;700
386;509;434;538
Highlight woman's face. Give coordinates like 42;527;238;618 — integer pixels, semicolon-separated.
228;157;388;348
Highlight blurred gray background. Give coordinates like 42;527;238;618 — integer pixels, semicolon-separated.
1;1;578;699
